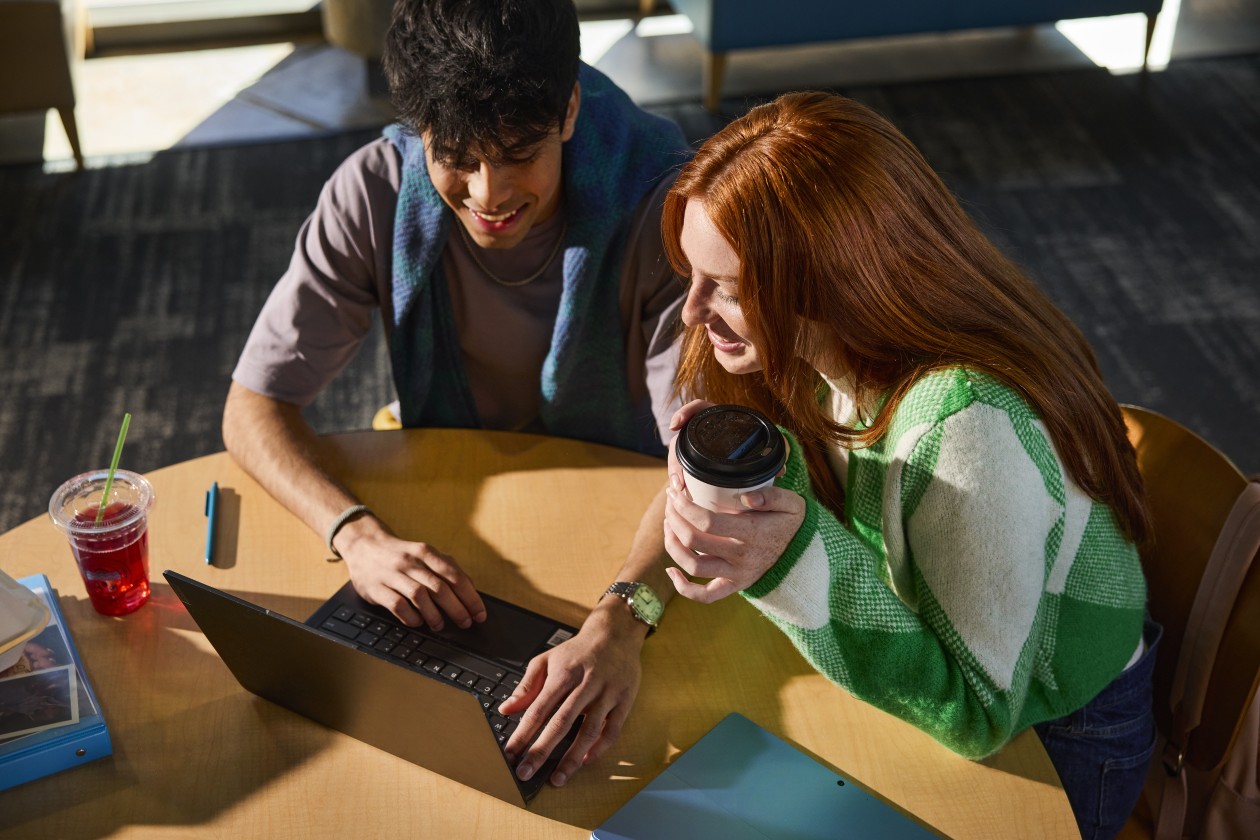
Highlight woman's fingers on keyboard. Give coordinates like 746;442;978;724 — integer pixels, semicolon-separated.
518;688;587;783
552;696;620;785
501;655;555;763
510;663;586;781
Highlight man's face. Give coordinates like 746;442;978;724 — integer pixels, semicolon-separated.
423;84;580;251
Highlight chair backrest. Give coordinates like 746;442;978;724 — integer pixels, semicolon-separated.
0;2;78;115
1121;404;1260;772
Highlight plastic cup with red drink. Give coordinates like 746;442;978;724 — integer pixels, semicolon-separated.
48;469;155;616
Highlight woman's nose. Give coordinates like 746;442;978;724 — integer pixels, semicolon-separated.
681;279;713;327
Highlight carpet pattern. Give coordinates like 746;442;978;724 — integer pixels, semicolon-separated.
1;54;1257;535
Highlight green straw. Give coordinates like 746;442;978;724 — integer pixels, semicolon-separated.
95;412;132;524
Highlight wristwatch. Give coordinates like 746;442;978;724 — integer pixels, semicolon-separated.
602;581;663;636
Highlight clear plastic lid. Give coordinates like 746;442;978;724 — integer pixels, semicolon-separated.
48;469;155;542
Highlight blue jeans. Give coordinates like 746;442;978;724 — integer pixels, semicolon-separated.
1034;619;1161;840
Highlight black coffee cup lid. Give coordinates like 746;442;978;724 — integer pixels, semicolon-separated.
677;404;787;489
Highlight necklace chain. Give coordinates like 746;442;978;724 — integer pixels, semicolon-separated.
456;219;567;287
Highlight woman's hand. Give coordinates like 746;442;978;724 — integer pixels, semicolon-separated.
665;398;715;499
497;597;647;787
662;479;806;602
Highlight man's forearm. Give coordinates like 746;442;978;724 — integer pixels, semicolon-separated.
222;381;362;540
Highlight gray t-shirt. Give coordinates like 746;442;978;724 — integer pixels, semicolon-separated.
233;137;684;443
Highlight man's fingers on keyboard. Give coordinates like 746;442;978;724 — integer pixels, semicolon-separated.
374;586;422;627
427;583;474;629
432;564;487;623
402;585;444;631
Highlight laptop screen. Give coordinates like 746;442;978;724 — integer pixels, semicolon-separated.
164;570;579;806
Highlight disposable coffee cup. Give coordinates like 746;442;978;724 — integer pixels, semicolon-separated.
676;404;787;513
49;469;155;616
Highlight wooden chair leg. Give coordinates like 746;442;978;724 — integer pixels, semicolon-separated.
1142;12;1158;74
56;107;85;170
638;0;655;16
703;51;728;112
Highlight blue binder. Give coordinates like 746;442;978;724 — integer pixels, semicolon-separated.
592;713;941;839
0;574;112;790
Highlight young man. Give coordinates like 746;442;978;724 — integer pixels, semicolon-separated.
223;0;688;788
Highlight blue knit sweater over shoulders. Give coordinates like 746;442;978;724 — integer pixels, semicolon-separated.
383;64;689;453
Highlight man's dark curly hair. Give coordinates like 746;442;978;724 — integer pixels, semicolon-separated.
383;0;581;165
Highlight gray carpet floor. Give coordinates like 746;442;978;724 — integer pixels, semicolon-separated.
1;53;1257;535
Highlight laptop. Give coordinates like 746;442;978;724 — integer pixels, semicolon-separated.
591;713;943;839
163;570;581;807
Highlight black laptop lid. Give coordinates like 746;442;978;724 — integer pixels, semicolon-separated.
164;571;529;806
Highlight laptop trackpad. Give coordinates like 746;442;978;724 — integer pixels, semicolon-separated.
321;581;569;668
427;597;562;668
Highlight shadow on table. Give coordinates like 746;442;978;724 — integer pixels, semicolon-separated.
0;585;335;839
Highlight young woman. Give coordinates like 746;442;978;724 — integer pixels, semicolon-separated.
660;92;1158;840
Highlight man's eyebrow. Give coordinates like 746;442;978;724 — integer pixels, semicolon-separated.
502;151;541;166
433;143;541;168
489;139;546;164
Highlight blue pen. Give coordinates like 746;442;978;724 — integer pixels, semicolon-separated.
204;482;219;565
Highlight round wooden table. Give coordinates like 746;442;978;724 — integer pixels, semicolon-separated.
0;429;1078;838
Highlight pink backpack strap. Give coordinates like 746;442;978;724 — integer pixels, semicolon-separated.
1156;476;1260;840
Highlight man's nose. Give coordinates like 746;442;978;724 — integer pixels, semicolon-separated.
467;162;512;210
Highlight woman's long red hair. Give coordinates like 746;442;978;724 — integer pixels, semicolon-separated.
663;92;1148;544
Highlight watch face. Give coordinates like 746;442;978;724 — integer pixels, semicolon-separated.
629;584;663;625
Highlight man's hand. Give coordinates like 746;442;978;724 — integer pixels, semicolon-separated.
335;513;487;630
223;383;487;630
497;597;647;787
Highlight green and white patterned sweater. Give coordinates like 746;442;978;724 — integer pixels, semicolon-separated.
743;367;1147;759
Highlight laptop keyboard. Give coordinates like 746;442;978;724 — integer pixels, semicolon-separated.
318;604;526;749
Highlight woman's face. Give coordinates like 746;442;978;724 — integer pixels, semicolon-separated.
679;199;762;375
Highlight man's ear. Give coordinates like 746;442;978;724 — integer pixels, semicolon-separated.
560;82;581;143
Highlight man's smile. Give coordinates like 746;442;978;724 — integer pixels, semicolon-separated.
468;205;526;234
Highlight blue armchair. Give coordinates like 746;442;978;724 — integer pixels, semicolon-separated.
652;0;1165;109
